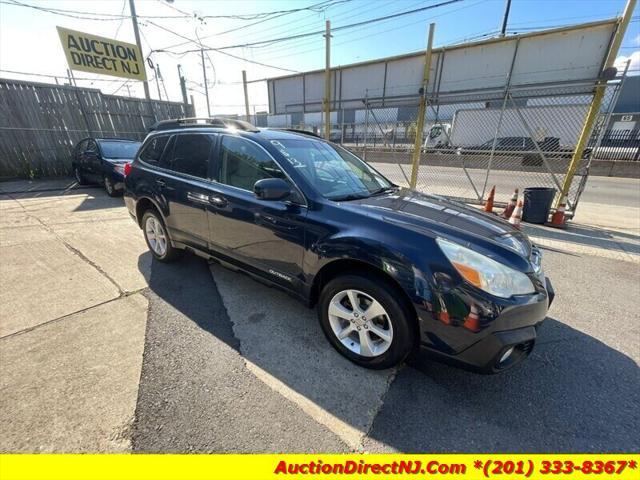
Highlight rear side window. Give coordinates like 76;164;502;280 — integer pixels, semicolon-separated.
139;135;169;164
167;134;213;179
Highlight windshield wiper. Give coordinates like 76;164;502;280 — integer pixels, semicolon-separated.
330;193;369;202
370;186;397;196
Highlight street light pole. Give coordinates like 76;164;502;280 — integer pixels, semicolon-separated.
128;0;150;100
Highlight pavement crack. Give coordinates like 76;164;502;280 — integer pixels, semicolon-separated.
0;288;147;341
358;365;400;452
5;192;125;295
61;241;124;295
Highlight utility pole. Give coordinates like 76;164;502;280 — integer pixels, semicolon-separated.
200;49;211;117
128;0;150;100
154;67;162;101
178;64;189;112
556;0;636;210
500;0;512;36
158;64;169;101
242;70;250;122
409;23;435;189
323;20;331;140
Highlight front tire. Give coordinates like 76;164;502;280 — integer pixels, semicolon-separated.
318;274;415;370
141;210;182;262
74;166;88;185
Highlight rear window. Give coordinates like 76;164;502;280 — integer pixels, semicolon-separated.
139;136;169;164
98;141;141;159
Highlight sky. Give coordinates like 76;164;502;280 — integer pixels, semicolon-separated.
0;0;638;116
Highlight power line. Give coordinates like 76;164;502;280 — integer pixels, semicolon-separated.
154;0;345;52
255;0;484;63
212;0;350;37
145;20;301;73
113;0;128;38
158;0;464;55
1;0;126;21
0;68;131;82
251;0;427;57
1;0;350;21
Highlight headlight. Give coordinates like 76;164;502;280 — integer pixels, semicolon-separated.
436;238;535;298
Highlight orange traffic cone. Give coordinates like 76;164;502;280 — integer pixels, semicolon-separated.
463;304;480;332
509;200;523;229
547;194;567;229
484;186;496;213
501;188;519;219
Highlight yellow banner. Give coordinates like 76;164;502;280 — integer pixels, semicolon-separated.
56;27;147;81
0;454;638;480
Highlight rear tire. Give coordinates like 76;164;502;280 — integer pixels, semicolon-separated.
104;175;121;197
317;274;414;370
141;210;182;262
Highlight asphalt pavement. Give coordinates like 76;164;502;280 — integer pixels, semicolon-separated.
133;250;639;453
370;163;640;208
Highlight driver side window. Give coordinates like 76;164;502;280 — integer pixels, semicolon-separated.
218;136;286;191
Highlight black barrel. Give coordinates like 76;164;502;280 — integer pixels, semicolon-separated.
522;187;556;224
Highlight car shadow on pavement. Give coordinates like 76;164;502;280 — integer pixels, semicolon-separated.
138;253;639;453
387;320;640;452
0;180;123;212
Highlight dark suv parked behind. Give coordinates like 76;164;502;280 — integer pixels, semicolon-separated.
125;118;554;373
73;137;141;196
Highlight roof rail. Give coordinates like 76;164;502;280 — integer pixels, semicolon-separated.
149;117;259;132
270;128;323;139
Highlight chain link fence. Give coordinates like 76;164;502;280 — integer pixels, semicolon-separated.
244;77;625;215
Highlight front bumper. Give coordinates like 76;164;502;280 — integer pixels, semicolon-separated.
417;277;554;373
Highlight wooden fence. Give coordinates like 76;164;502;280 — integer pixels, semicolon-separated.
0;78;194;178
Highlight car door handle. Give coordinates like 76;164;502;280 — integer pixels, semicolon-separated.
208;194;227;207
187;192;211;205
259;214;277;225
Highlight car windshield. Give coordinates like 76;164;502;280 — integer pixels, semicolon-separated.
98;140;141;159
269;138;393;201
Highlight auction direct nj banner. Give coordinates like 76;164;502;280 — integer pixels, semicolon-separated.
0;454;638;480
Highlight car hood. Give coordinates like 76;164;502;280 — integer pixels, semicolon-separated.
347;188;531;257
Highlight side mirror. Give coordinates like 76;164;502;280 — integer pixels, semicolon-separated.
254;178;291;201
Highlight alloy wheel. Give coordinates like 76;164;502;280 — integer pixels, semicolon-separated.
327;289;393;357
145;216;167;256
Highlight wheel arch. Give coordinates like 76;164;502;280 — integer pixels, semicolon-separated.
309;258;420;343
135;196;164;228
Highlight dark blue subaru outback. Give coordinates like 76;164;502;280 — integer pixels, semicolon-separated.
124;118;554;373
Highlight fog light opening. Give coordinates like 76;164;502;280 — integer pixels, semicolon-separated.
499;347;514;364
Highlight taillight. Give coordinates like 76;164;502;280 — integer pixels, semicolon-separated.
124;162;132;177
